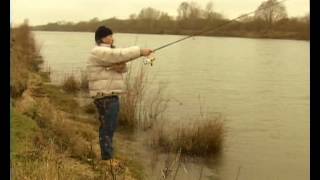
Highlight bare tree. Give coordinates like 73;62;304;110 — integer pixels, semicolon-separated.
177;2;189;20
129;13;137;20
89;17;99;23
158;12;174;33
254;0;287;28
301;13;309;24
137;7;162;32
138;7;161;20
188;1;202;19
177;1;205;29
205;1;214;19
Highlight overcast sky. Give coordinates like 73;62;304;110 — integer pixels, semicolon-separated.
12;0;309;26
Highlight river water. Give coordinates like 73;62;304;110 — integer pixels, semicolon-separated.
34;31;309;180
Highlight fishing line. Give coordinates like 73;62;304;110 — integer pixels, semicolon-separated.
152;0;288;52
112;0;288;66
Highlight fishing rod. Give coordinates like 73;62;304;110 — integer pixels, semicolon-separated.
110;0;287;66
140;0;288;66
152;0;288;53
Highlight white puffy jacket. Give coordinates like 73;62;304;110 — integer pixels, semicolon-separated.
86;43;141;97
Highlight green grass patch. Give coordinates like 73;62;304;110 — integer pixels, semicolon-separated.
11;108;40;156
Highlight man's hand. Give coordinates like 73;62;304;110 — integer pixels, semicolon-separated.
140;48;153;56
111;63;127;73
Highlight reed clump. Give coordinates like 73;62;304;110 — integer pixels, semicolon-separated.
118;65;147;130
118;64;169;131
62;74;80;93
151;116;225;156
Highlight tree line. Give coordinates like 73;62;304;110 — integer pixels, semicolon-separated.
32;0;309;40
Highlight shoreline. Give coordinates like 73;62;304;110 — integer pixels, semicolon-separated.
32;29;309;41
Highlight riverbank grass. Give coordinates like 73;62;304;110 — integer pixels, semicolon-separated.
151;116;225;156
42;83;79;113
62;74;80;93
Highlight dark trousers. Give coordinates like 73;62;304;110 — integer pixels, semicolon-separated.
93;96;120;160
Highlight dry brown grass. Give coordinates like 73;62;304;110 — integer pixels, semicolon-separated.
119;64;169;131
82;102;97;114
10;60;28;98
140;83;169;130
11;22;43;98
151;115;225;156
80;70;89;92
11;138;96;180
62;74;80;93
11;107;98;180
42;84;79;113
118;64;147;130
33;98;98;161
12;83;140;179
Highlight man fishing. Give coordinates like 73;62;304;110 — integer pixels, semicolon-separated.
87;25;152;160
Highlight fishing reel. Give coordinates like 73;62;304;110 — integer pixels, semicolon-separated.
143;53;156;66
